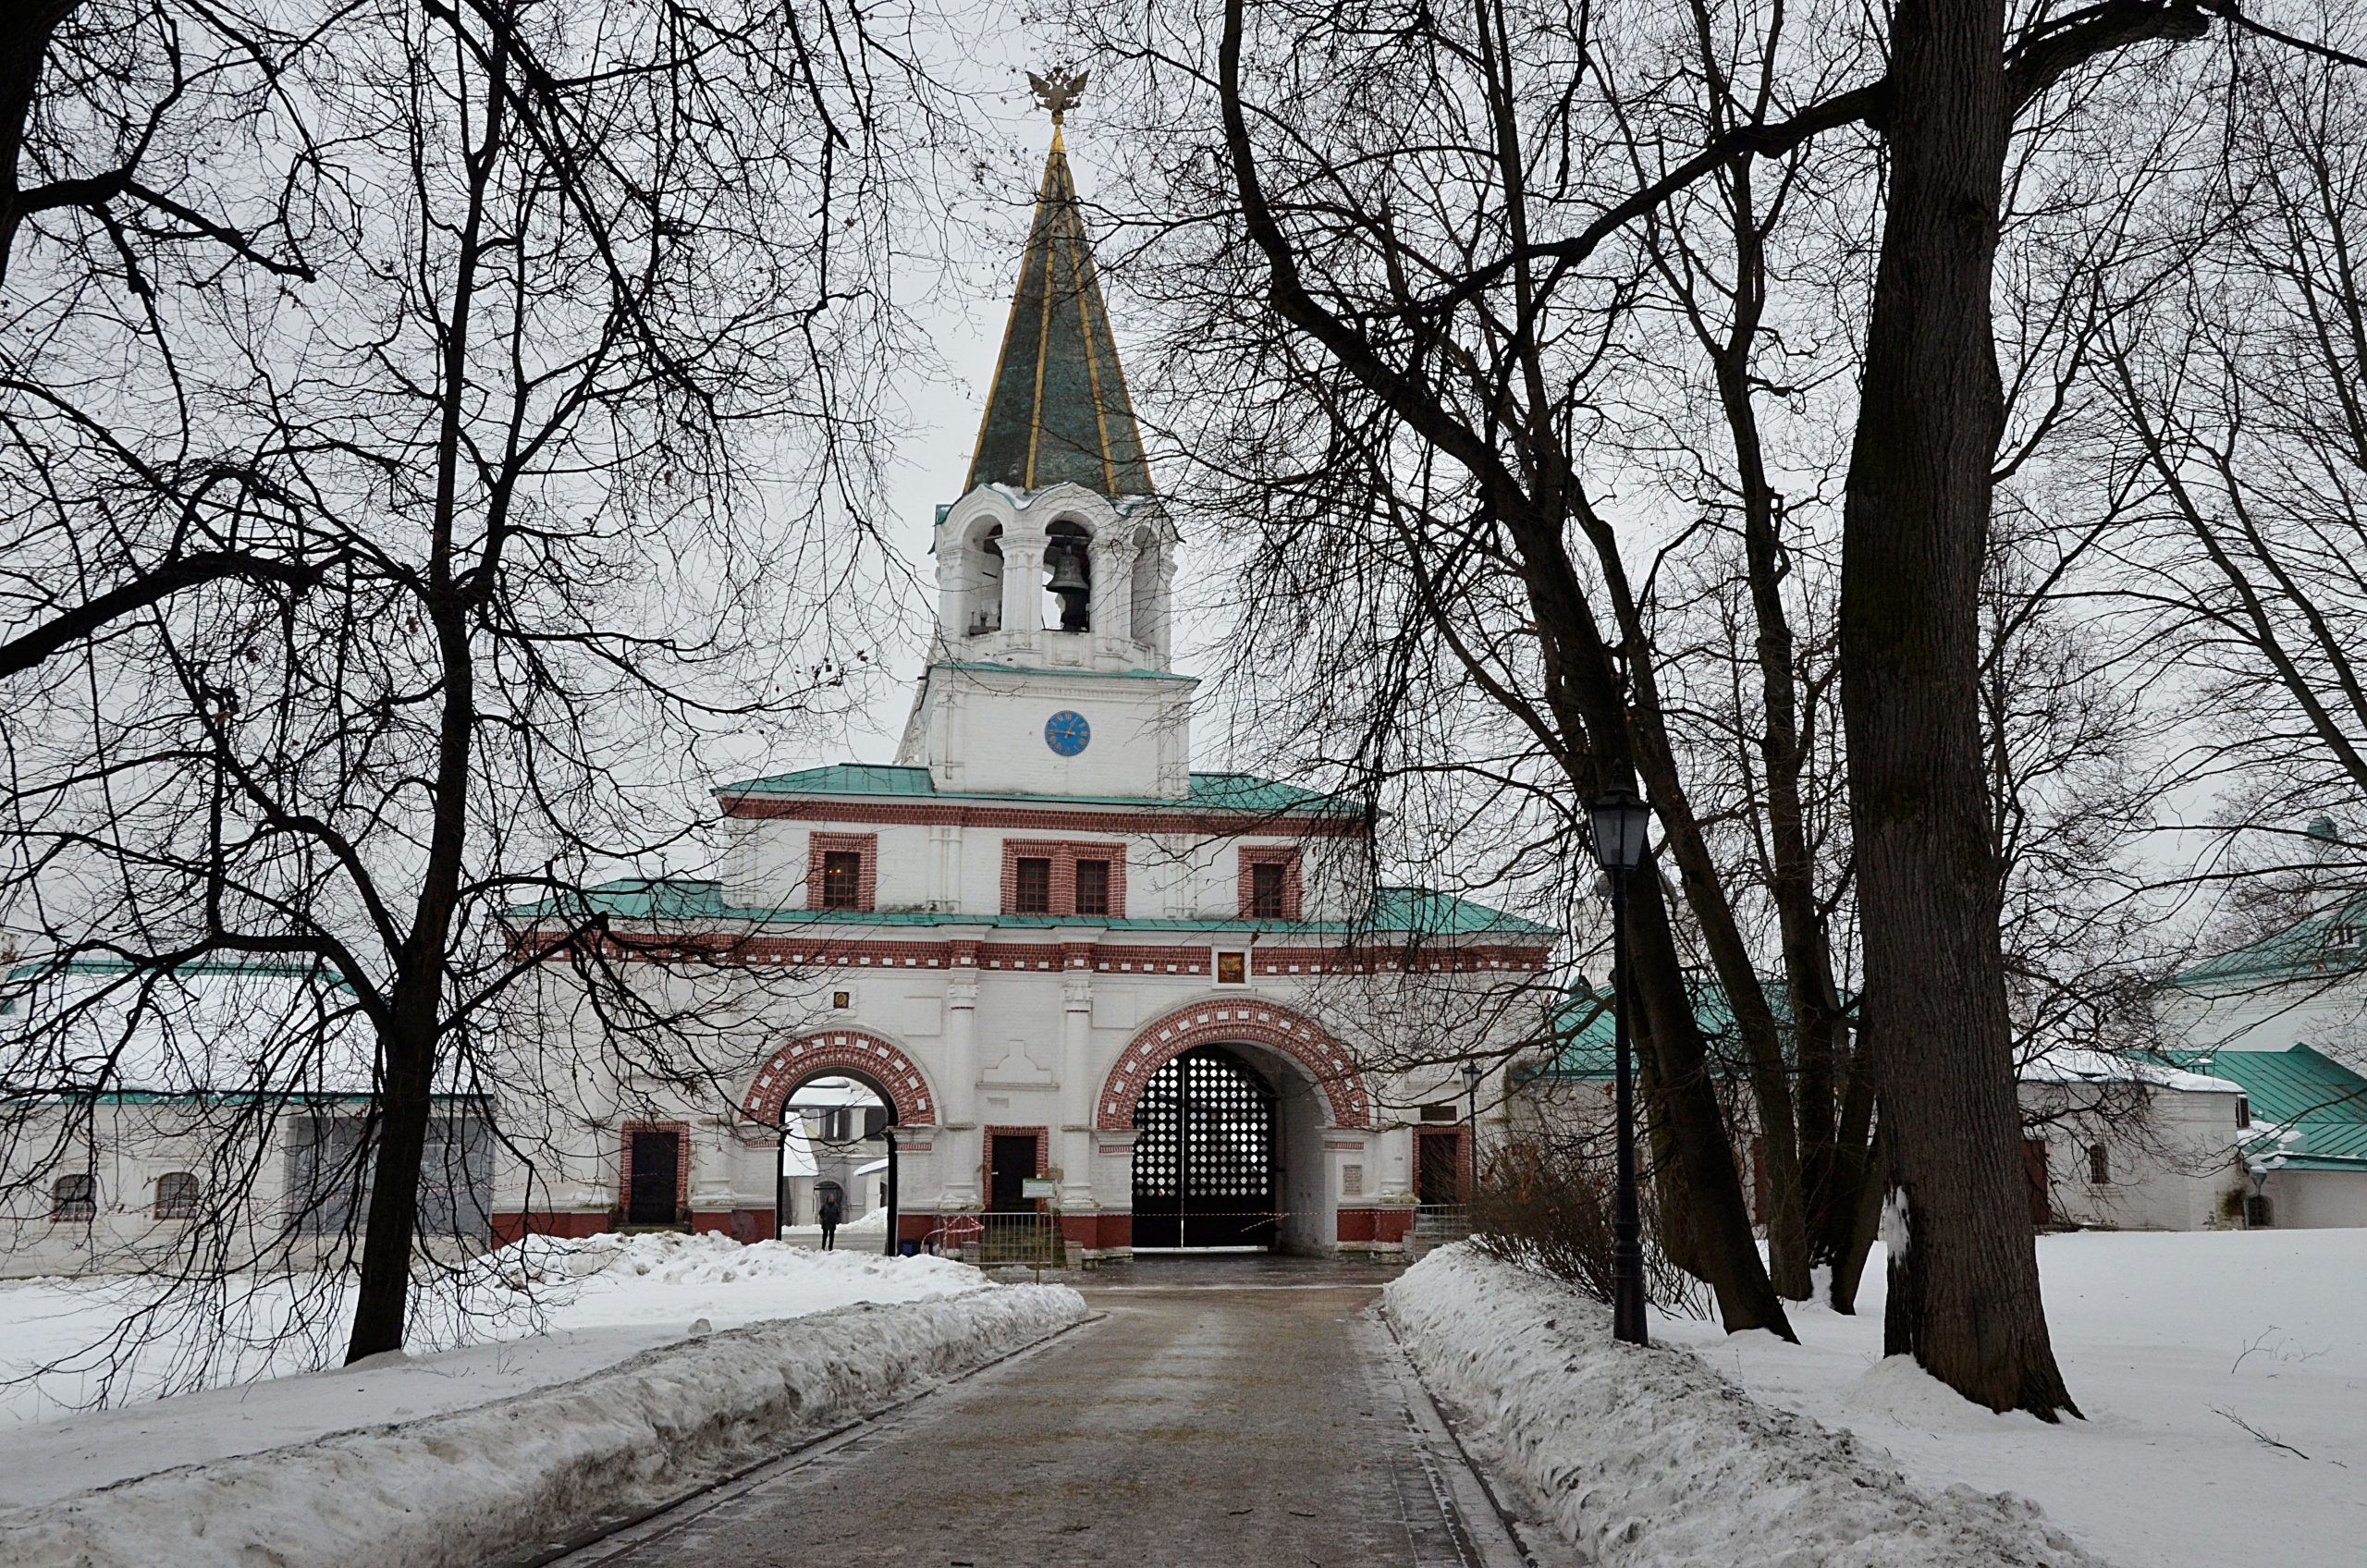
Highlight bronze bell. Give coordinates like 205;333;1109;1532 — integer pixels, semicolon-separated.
1046;542;1092;631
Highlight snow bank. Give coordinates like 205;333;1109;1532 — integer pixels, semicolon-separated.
1385;1245;2103;1568
0;1278;1085;1568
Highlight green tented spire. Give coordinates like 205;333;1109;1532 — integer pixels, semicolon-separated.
964;124;1154;497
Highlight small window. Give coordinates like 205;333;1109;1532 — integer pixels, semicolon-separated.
1073;858;1111;916
1215;949;1247;985
51;1173;95;1222
820;851;863;910
2245;1194;2274;1228
2235;1095;2251;1129
1014;857;1052;914
1249;861;1287;919
1419;1103;1460;1122
2087;1144;2111;1185
154;1171;202;1219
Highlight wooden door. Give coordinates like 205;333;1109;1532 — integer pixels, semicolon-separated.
988;1134;1035;1212
1417;1130;1464;1205
627;1129;680;1226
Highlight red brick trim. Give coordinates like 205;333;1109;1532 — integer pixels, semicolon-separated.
1248;945;1551;975
1098;1001;1372;1130
723;796;1368;839
1237;845;1303;920
806;831;878;912
532;932;1551;974
999;838;1128;918
1084;945;1210;975
619;1121;692;1222
742;1030;938;1127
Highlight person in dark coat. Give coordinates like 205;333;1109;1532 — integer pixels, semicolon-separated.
816;1183;844;1251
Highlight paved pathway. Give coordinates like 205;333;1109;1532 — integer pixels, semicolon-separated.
550;1260;1568;1568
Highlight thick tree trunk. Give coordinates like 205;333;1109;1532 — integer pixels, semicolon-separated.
0;2;80;280
345;1014;435;1361
1837;0;2076;1416
1622;860;1797;1337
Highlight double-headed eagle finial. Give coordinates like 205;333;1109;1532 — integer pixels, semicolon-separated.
1028;66;1088;125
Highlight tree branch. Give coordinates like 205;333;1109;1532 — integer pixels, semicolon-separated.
0;551;325;680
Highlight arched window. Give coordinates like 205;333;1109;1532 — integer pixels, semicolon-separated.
1044;521;1093;632
51;1173;95;1222
967;524;1004;636
1128;534;1164;650
155;1171;202;1219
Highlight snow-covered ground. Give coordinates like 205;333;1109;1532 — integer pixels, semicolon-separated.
0;1231;1005;1509
1653;1229;2367;1568
0;1265;1085;1568
1389;1245;2106;1567
1393;1230;2367;1568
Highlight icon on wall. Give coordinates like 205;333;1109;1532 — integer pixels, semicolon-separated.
1044;710;1091;756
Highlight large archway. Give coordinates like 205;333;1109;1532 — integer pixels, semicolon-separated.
1097;1001;1369;1132
1132;1045;1279;1249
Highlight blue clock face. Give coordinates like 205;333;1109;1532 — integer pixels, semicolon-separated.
1044;710;1091;756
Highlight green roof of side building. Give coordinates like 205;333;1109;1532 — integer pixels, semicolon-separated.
2161;1043;2367;1170
2173;893;2367;989
715;764;1366;817
515;877;1555;939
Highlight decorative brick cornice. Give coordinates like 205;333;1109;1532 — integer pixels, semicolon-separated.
533;931;1551;975
1098;1000;1371;1131
722;796;1368;839
742;1030;938;1127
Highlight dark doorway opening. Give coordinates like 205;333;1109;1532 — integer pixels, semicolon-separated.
1416;1129;1464;1206
988;1134;1037;1212
1133;1045;1278;1248
627;1128;681;1225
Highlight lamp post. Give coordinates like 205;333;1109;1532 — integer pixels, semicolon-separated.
1462;1060;1483;1203
1588;787;1653;1346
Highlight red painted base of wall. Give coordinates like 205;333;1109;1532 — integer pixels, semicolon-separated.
1060;1212;1133;1250
899;1213;938;1246
491;1211;611;1246
1335;1207;1415;1243
691;1208;776;1243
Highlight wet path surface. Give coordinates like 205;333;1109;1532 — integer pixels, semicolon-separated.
552;1262;1556;1568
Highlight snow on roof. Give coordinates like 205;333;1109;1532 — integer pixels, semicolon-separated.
2017;1049;2245;1096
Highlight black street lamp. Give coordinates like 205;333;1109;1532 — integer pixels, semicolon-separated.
1588;787;1653;1346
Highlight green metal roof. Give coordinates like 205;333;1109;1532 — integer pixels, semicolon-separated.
1522;974;1808;1081
2163;1044;2367;1170
2173;894;2367;989
515;877;1552;941
964;127;1154;497
715;764;1366;817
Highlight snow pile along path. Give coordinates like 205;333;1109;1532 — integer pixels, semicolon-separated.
1386;1246;2104;1568
0;1281;1085;1568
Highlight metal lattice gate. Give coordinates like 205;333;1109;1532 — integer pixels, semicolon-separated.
1131;1046;1278;1248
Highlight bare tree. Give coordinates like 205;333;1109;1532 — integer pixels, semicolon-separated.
3;0;950;1365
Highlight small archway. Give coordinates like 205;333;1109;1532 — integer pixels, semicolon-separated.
742;1031;937;1258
